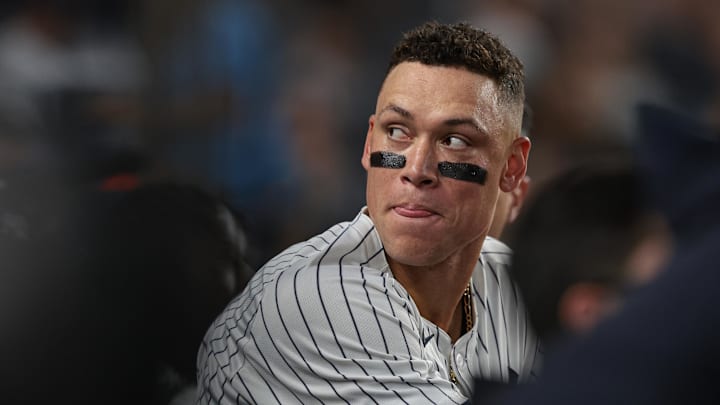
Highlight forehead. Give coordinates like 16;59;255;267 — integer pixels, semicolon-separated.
377;62;511;131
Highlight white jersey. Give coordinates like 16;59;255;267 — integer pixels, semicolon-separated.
197;209;540;404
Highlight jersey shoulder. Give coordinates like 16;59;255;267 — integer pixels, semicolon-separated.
262;210;385;275
480;235;513;267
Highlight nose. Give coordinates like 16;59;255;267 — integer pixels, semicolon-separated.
401;140;438;187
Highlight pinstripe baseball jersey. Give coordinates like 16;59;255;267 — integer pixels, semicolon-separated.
197;208;540;404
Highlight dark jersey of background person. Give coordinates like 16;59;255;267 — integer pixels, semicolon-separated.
471;104;720;404
0;181;253;405
93;183;255;404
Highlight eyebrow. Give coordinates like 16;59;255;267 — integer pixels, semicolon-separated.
378;103;485;134
378;103;413;119
443;117;485;134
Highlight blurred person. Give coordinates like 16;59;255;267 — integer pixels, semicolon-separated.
476;158;670;404
473;104;720;405
0;171;120;404
197;21;538;404
94;183;255;405
506;161;671;341
0;180;253;404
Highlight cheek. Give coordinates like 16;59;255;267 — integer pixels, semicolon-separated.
365;170;390;205
452;183;497;224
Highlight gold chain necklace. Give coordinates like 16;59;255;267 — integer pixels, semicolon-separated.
462;283;473;333
449;283;473;385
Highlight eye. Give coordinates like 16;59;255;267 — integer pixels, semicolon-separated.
441;135;469;149
387;127;409;141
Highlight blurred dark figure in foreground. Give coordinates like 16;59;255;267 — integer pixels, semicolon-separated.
475;158;671;402
0;182;253;404
508;161;671;342
0;179;110;403
473;104;720;404
95;183;255;404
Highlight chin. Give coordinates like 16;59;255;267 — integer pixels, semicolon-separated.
384;241;446;268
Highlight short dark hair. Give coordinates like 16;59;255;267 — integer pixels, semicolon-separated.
388;21;525;105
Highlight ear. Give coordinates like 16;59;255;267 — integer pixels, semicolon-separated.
361;114;376;171
500;136;531;192
507;175;531;224
557;283;614;335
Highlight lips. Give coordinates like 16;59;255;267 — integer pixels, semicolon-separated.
393;204;438;218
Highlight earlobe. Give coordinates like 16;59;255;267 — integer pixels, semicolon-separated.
500;136;531;192
508;176;531;223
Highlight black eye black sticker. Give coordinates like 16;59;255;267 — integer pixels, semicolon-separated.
437;162;487;185
370;151;406;168
370;151;487;185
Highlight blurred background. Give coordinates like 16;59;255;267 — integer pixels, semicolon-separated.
1;0;719;265
1;0;718;402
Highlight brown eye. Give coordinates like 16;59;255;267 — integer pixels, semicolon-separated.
388;127;409;141
442;136;469;149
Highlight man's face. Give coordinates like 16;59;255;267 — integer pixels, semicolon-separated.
361;62;528;267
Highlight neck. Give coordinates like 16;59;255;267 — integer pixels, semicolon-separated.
388;242;480;342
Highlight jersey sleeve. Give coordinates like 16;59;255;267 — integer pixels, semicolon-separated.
197;263;468;404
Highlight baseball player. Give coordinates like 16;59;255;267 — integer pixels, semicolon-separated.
197;21;539;404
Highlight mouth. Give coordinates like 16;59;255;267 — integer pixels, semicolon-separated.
392;204;438;218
